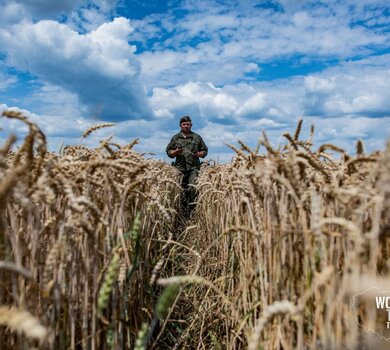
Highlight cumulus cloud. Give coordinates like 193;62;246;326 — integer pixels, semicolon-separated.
150;82;240;124
305;115;390;153
236;92;267;117
150;80;301;125
0;2;29;25
303;58;390;118
0;17;153;121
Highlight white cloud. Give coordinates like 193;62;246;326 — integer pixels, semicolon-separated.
236;92;267;117
0;72;17;90
150;82;239;122
304;59;390;117
245;62;261;73
0;17;152;121
28;84;86;119
153;108;174;119
150;78;305;126
0;2;29;25
131;0;389;90
141;50;183;77
179;13;240;36
306;115;390;152
69;7;112;32
305;76;336;93
0;103;88;141
146;53;390;154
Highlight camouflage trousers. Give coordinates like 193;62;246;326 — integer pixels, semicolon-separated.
180;168;199;216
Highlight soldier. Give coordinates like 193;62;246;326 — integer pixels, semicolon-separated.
166;116;208;216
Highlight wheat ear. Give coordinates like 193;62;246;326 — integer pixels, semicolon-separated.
82;123;116;138
0;305;48;341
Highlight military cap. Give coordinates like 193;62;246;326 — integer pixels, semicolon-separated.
180;115;192;123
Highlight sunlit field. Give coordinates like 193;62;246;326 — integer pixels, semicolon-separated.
1;110;389;349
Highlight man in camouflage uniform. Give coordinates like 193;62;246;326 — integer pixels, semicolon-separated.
166;116;208;216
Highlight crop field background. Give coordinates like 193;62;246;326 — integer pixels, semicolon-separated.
0;109;389;349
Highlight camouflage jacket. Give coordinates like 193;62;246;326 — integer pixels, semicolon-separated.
166;131;208;172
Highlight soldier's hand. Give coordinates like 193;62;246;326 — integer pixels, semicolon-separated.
171;147;183;157
193;151;205;158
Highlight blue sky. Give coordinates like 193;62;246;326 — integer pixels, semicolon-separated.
0;0;389;161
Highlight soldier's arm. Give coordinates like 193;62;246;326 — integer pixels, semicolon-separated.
166;137;176;158
198;136;208;158
166;136;183;158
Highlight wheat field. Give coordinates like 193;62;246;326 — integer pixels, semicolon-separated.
0;110;389;349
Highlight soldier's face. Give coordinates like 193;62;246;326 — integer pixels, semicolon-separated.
180;121;192;133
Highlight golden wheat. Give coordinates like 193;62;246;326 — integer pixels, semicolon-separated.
1;109;389;349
